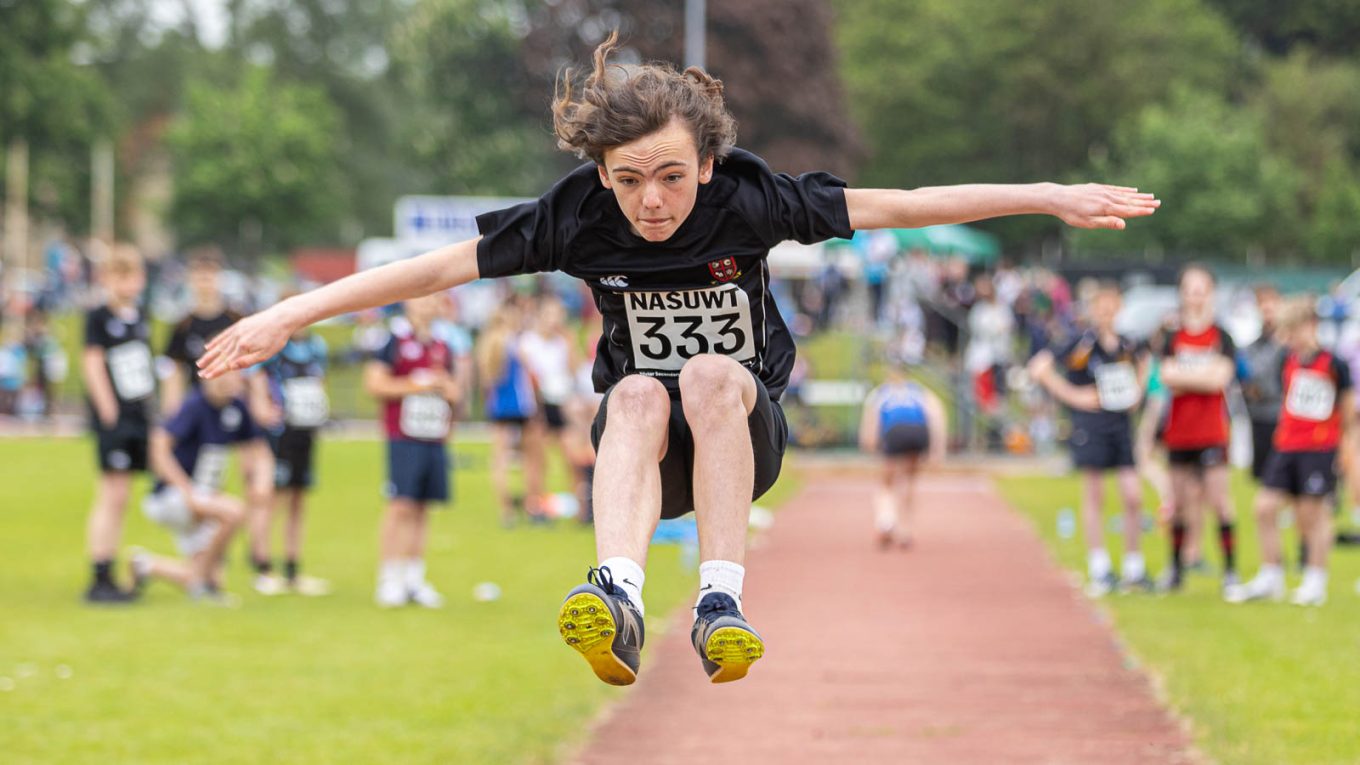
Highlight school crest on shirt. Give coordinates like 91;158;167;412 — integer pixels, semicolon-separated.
707;257;741;284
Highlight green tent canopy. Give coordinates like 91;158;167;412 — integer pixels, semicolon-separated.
827;224;1001;263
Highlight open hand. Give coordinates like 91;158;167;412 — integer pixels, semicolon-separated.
198;305;297;379
1053;184;1160;230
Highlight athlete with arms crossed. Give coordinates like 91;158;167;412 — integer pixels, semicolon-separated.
199;33;1160;686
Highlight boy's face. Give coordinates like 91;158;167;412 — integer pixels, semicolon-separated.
1287;320;1317;351
104;267;145;304
188;264;221;305
1090;290;1121;329
598;118;714;243
201;370;243;404
1179;271;1214;315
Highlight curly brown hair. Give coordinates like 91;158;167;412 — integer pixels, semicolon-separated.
552;31;737;165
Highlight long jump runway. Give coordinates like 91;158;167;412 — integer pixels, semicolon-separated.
571;472;1195;764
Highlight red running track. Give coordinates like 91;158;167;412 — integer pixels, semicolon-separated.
570;474;1195;765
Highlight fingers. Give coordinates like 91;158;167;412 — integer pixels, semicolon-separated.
1080;216;1126;230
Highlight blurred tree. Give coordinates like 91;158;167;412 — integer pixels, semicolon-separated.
234;0;422;240
0;0;112;230
1204;0;1360;57
167;67;343;263
835;0;1239;251
390;0;560;197
520;0;863;178
1071;88;1301;260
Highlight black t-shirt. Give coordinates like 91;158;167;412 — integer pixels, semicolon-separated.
475;148;853;400
164;310;240;388
1051;329;1142;434
84;305;156;422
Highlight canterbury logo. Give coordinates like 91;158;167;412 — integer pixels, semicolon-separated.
600;275;629;289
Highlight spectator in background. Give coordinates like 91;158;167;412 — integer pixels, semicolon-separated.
161;248;241;417
21;309;65;419
478;303;542;526
864;230;895;328
1242;286;1286;485
348;309;391;365
964;273;1014;416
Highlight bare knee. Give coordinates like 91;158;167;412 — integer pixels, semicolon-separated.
678;355;752;423
606;375;671;432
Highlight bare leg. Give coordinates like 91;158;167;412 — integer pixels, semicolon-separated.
87;472;132;559
592;376;670;566
1168;466;1197;580
380;499;419;562
1254;489;1285;567
1116;467;1143;555
874;460;898;540
522;420;547;515
680;356;757;565
896;456;920;544
490;425;516;524
189;495;246;587
284;489;305;563
1081;469;1107;557
407;504;430;559
1295;496;1332;571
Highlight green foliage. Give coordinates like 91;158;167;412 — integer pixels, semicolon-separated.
835;0;1238;249
1204;0;1360;56
0;0;112;228
391;0;563;197
167;67;344;260
997;472;1360;765
1071;87;1301;258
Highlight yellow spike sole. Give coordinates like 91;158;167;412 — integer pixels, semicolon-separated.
558;592;636;686
704;626;765;684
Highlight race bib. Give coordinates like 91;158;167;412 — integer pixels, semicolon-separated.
106;341;155;401
623;284;756;372
400;393;452;440
1285;370;1335;421
283;377;329;429
191;444;229;492
1094;362;1140;412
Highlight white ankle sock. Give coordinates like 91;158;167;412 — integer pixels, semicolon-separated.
1302;566;1328;589
599;556;645;616
404;559;426;589
1259;563;1284;584
1088;548;1112;580
1121;551;1145;581
379;560;403;584
696;560;745;613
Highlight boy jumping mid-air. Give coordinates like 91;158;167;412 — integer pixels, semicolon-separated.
198;32;1159;685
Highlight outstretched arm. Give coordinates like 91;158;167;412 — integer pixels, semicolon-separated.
844;183;1159;231
199;238;481;379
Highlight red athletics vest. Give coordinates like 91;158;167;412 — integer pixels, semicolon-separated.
1163;325;1231;449
1274;351;1343;452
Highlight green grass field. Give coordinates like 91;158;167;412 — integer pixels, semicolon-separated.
0;437;799;765
996;471;1360;765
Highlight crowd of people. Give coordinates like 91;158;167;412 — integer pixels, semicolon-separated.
75;244;606;608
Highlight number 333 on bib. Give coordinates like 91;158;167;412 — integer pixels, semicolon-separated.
624;284;756;373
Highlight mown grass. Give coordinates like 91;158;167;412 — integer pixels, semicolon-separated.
0;437;798;765
996;471;1360;765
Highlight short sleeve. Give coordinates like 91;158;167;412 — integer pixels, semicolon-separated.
374;335;399;367
476;199;560;279
727;152;852;246
1049;336;1080;367
164;319;190;361
162;400;199;443
84;310;106;349
1334;356;1353;392
1217;326;1237;358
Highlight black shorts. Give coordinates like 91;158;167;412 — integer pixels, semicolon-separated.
1250;419;1277;481
591;373;788;520
385;440;451;504
1262;450;1336;497
271;427;316;490
882;423;929;456
93;418;149;473
1070;427;1135;470
541;403;567;431
1167;445;1229;471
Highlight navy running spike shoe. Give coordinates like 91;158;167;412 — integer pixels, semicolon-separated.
558;566;645;686
691;592;765;683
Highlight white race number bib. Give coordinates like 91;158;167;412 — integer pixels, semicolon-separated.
192;444;229;492
106;341;155;401
1285;370;1335;421
1094;361;1140;412
400;394;452;440
283;377;329;428
623;284;756;372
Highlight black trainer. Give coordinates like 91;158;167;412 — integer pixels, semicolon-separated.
84;580;136;605
691;592;765;684
557;566;644;686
